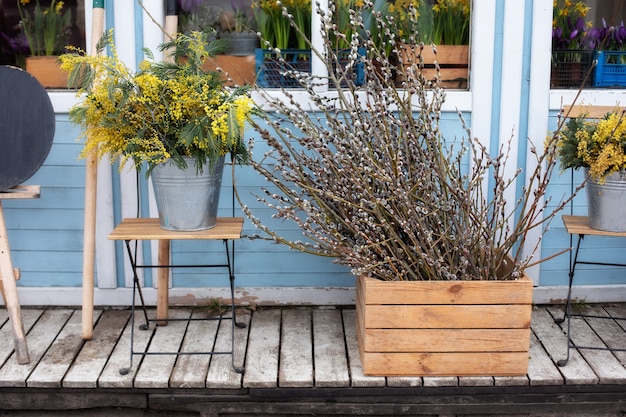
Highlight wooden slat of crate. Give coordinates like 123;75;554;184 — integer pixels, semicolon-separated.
361;351;530;377
363;304;532;329
363;328;531;352
359;276;533;305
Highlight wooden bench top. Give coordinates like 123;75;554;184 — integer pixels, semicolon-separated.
108;217;244;241
563;215;626;238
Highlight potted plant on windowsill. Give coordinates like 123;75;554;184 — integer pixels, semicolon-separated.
550;0;594;88
240;0;579;376
60;30;255;231
557;108;626;232
393;0;471;89
18;0;72;88
252;0;312;88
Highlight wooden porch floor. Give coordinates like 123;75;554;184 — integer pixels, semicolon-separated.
0;304;626;416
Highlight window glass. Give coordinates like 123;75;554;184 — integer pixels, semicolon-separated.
0;0;85;67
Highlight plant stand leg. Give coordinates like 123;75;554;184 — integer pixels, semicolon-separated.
0;201;29;364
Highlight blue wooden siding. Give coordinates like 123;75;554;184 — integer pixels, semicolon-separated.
5;115;85;287
539;113;626;287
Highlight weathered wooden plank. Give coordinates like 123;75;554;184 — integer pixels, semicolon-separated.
134;309;192;389
279;308;313;388
0;309;72;387
312;308;350;388
0;309;42;366
342;309;386;388
63;309;131;388
596;305;626;366
206;308;251;389
547;305;626;384
27;310;95;388
243;308;281;388
525;330;563;386
459;376;494;386
422;376;459;387
169;309;219;389
531;306;598;385
386;376;423;387
98;309;158;388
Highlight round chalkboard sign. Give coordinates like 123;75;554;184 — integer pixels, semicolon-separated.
0;66;55;192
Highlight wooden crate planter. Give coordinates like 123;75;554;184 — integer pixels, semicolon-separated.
356;271;533;376
400;44;469;89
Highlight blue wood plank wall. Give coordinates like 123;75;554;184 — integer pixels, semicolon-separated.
3;0;626;306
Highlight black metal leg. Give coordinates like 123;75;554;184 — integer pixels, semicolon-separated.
556;234;583;367
119;239;150;375
225;239;245;374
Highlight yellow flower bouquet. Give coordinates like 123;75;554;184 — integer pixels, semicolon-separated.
557;109;626;181
60;30;255;174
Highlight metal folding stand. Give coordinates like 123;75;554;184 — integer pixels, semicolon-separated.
108;217;246;375
555;215;626;366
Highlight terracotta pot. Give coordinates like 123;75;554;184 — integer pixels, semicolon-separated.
356;259;533;377
25;56;68;89
201;55;257;87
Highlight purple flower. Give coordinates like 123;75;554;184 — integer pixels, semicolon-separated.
178;0;202;14
0;32;30;55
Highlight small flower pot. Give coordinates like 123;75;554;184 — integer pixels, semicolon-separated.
25;56;68;89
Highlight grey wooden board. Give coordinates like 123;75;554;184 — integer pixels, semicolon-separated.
27;310;95;388
0;66;55;191
342;309;386;388
97;309;158;388
459;376;494;386
205;308;251;389
526;330;564;386
279;308;313;388
312;308;350;387
386;377;423;387
423;376;459;387
169;309;219;388
0;309;71;387
243;308;281;388
547;305;626;384
0;309;42;366
134;309;192;389
63;309;130;388
598;305;626;365
532;306;599;384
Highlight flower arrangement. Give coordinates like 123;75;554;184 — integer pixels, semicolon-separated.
551;0;591;53
18;0;72;56
60;30;255;174
242;0;577;281
222;0;256;33
252;0;311;50
177;0;223;34
557;109;626;181
430;0;470;45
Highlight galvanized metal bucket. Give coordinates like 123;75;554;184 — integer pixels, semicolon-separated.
151;156;225;231
586;169;626;232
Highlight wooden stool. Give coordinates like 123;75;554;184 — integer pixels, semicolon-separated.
0;185;40;364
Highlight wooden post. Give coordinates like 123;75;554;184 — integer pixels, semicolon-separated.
82;1;106;341
0;200;29;364
156;240;170;325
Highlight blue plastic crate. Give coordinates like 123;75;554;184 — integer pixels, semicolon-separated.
593;51;626;87
255;48;365;88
